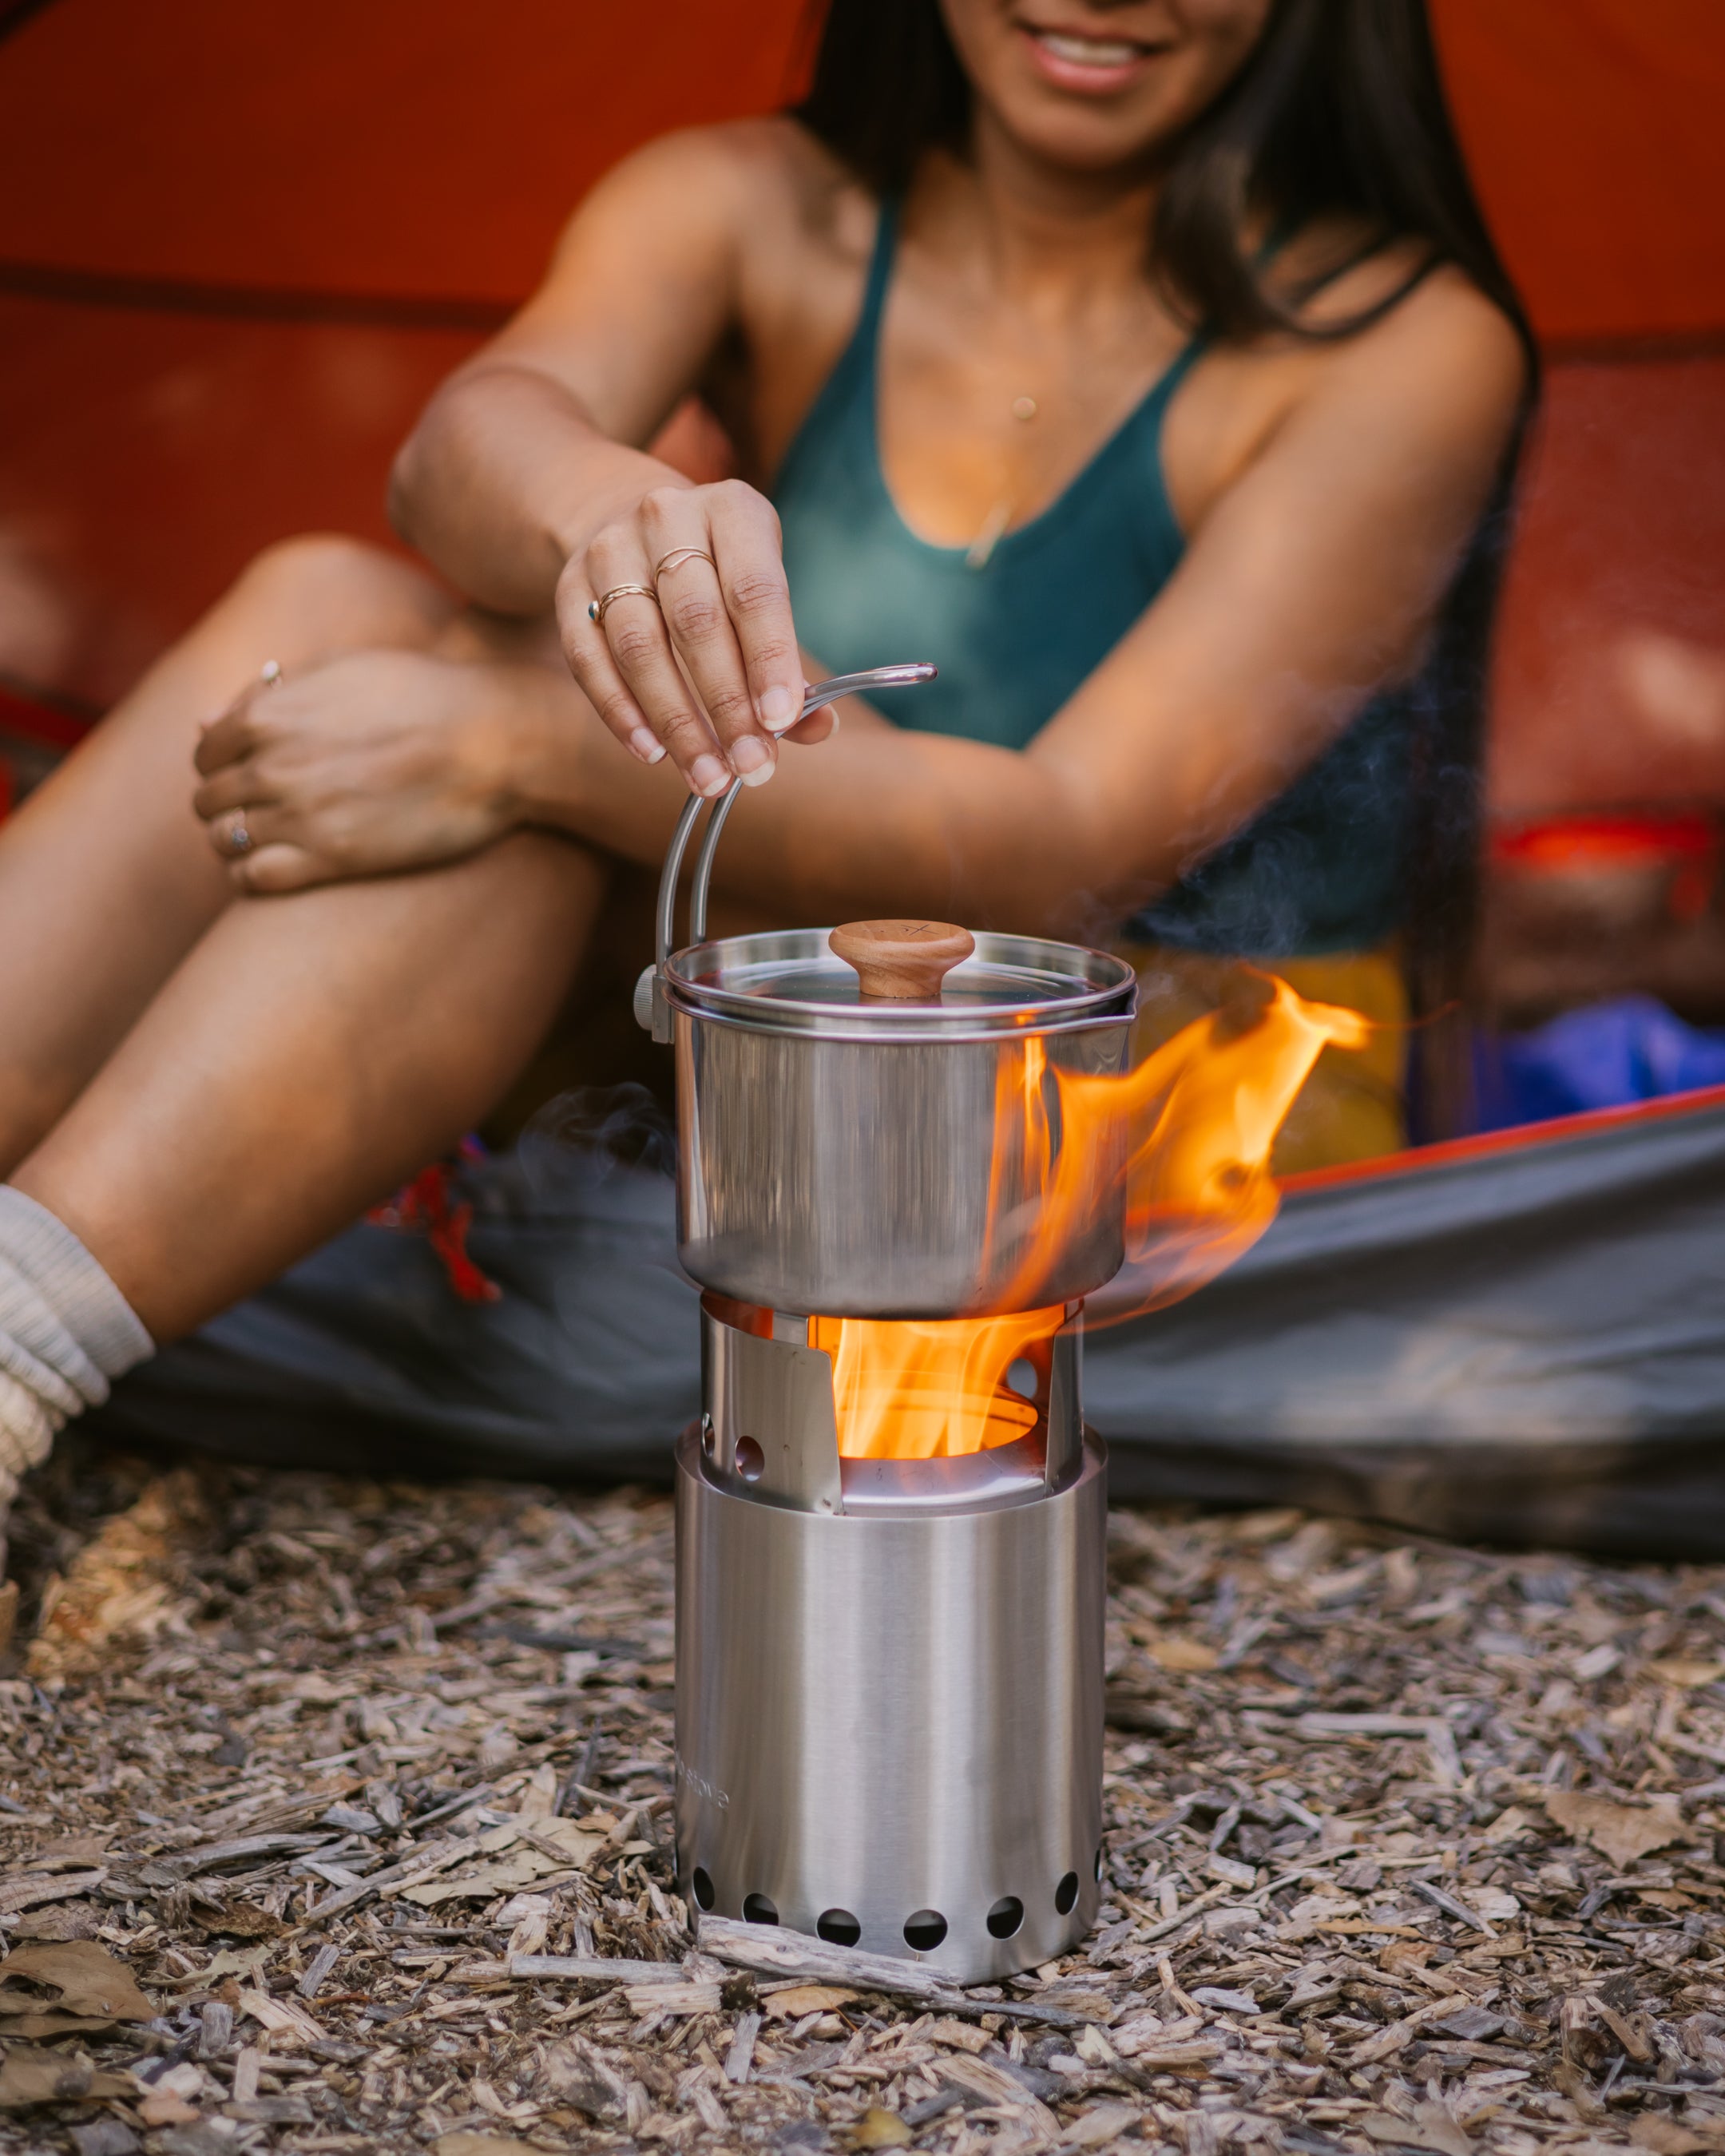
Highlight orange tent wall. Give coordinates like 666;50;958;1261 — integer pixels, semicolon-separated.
1434;0;1725;347
1;0;1722;806
2;0;1719;335
0;0;808;304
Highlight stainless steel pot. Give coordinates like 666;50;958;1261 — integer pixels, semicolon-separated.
636;673;1138;1317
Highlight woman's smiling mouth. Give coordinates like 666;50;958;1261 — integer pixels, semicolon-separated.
1017;19;1163;93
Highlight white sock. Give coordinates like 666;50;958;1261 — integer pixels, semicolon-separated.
0;1187;154;1519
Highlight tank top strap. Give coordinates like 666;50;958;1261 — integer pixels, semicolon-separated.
854;196;901;358
1138;331;1207;418
770;196;902;499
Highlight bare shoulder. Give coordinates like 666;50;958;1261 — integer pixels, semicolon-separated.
565;117;866;270
1168;229;1526;537
709;116;882;294
1287;228;1529;418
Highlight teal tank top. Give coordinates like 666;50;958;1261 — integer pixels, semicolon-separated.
772;203;1417;958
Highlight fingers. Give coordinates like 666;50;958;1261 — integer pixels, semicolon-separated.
555;575;669;773
192;760;264;822
561;541;732;799
700;482;805;739
200;797;277;866
561;480;815;797
200;795;333;894
782;706;839;745
645;485;797;788
196;700;261;778
194;660;283;775
230;843;331;894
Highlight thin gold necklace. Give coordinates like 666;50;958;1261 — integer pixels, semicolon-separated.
966;394;1040;570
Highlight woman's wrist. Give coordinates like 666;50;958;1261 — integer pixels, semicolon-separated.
394;365;696;616
473;660;602;835
545;449;696;572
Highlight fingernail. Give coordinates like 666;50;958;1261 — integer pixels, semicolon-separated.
825;711;841;738
740;760;775;788
730;736;771;779
760;685;797;734
629;727;666;764
691;755;730;798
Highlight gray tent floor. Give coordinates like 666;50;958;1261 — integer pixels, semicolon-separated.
93;1095;1725;1559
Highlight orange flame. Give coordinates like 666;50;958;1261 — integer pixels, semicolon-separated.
816;971;1371;1459
1011;968;1370;1318
811;1306;1062;1458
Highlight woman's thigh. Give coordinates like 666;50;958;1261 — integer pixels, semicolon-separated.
0;534;455;1169
14;826;606;1343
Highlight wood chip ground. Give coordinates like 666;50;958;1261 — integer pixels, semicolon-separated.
3;1441;1725;2155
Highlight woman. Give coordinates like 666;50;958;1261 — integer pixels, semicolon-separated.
0;0;1531;1533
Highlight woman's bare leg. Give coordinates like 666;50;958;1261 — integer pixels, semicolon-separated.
10;828;605;1343
0;534;453;1175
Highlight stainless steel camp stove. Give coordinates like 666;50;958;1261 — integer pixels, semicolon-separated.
636;668;1137;1982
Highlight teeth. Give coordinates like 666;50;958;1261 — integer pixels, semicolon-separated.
1037;30;1140;64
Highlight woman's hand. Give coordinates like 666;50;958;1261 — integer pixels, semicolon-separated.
557;476;832;796
192;651;522;894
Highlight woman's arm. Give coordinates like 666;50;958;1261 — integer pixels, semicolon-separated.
389;128;811;784
506;265;1528;933
390;130;736;610
196;266;1522;926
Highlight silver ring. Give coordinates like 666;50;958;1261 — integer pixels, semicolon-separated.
228;812;252;856
587;583;662;628
652;547;717;582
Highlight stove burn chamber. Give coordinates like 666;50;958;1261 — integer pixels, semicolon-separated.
675;1298;1107;1983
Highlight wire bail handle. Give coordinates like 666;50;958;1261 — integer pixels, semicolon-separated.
634;664;938;1040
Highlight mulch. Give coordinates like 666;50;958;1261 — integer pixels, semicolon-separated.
2;1437;1724;2156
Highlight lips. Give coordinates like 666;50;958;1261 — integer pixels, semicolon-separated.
1017;21;1160;94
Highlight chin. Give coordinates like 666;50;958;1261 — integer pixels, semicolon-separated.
991;84;1189;174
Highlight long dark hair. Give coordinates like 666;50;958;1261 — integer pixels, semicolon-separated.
797;0;1538;1135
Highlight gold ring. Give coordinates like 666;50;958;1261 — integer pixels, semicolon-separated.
587;584;662;628
652;547;717;581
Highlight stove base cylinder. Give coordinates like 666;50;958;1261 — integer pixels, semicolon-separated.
674;1427;1107;1984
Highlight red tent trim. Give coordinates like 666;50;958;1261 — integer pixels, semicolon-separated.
1542;327;1725;366
1279;1078;1725;1200
0;259;510;333
0;679;97;745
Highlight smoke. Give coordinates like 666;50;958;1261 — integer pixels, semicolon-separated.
519;1082;676;1191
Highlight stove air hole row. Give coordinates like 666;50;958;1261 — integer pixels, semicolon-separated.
685;1849;1104;1949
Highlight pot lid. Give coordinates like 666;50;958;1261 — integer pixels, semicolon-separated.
664;925;1136;1040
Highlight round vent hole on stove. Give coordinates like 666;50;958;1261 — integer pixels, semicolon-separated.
902;1909;948;1952
986;1895;1025;1939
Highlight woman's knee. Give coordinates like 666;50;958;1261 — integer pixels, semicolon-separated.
223;533;452;659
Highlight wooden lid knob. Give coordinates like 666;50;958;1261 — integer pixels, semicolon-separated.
830;919;976;1000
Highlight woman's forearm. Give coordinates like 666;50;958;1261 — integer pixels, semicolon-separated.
390;365;692;616
499;664;1144;937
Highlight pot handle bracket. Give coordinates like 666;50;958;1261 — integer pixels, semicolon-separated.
634;664;938;1041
